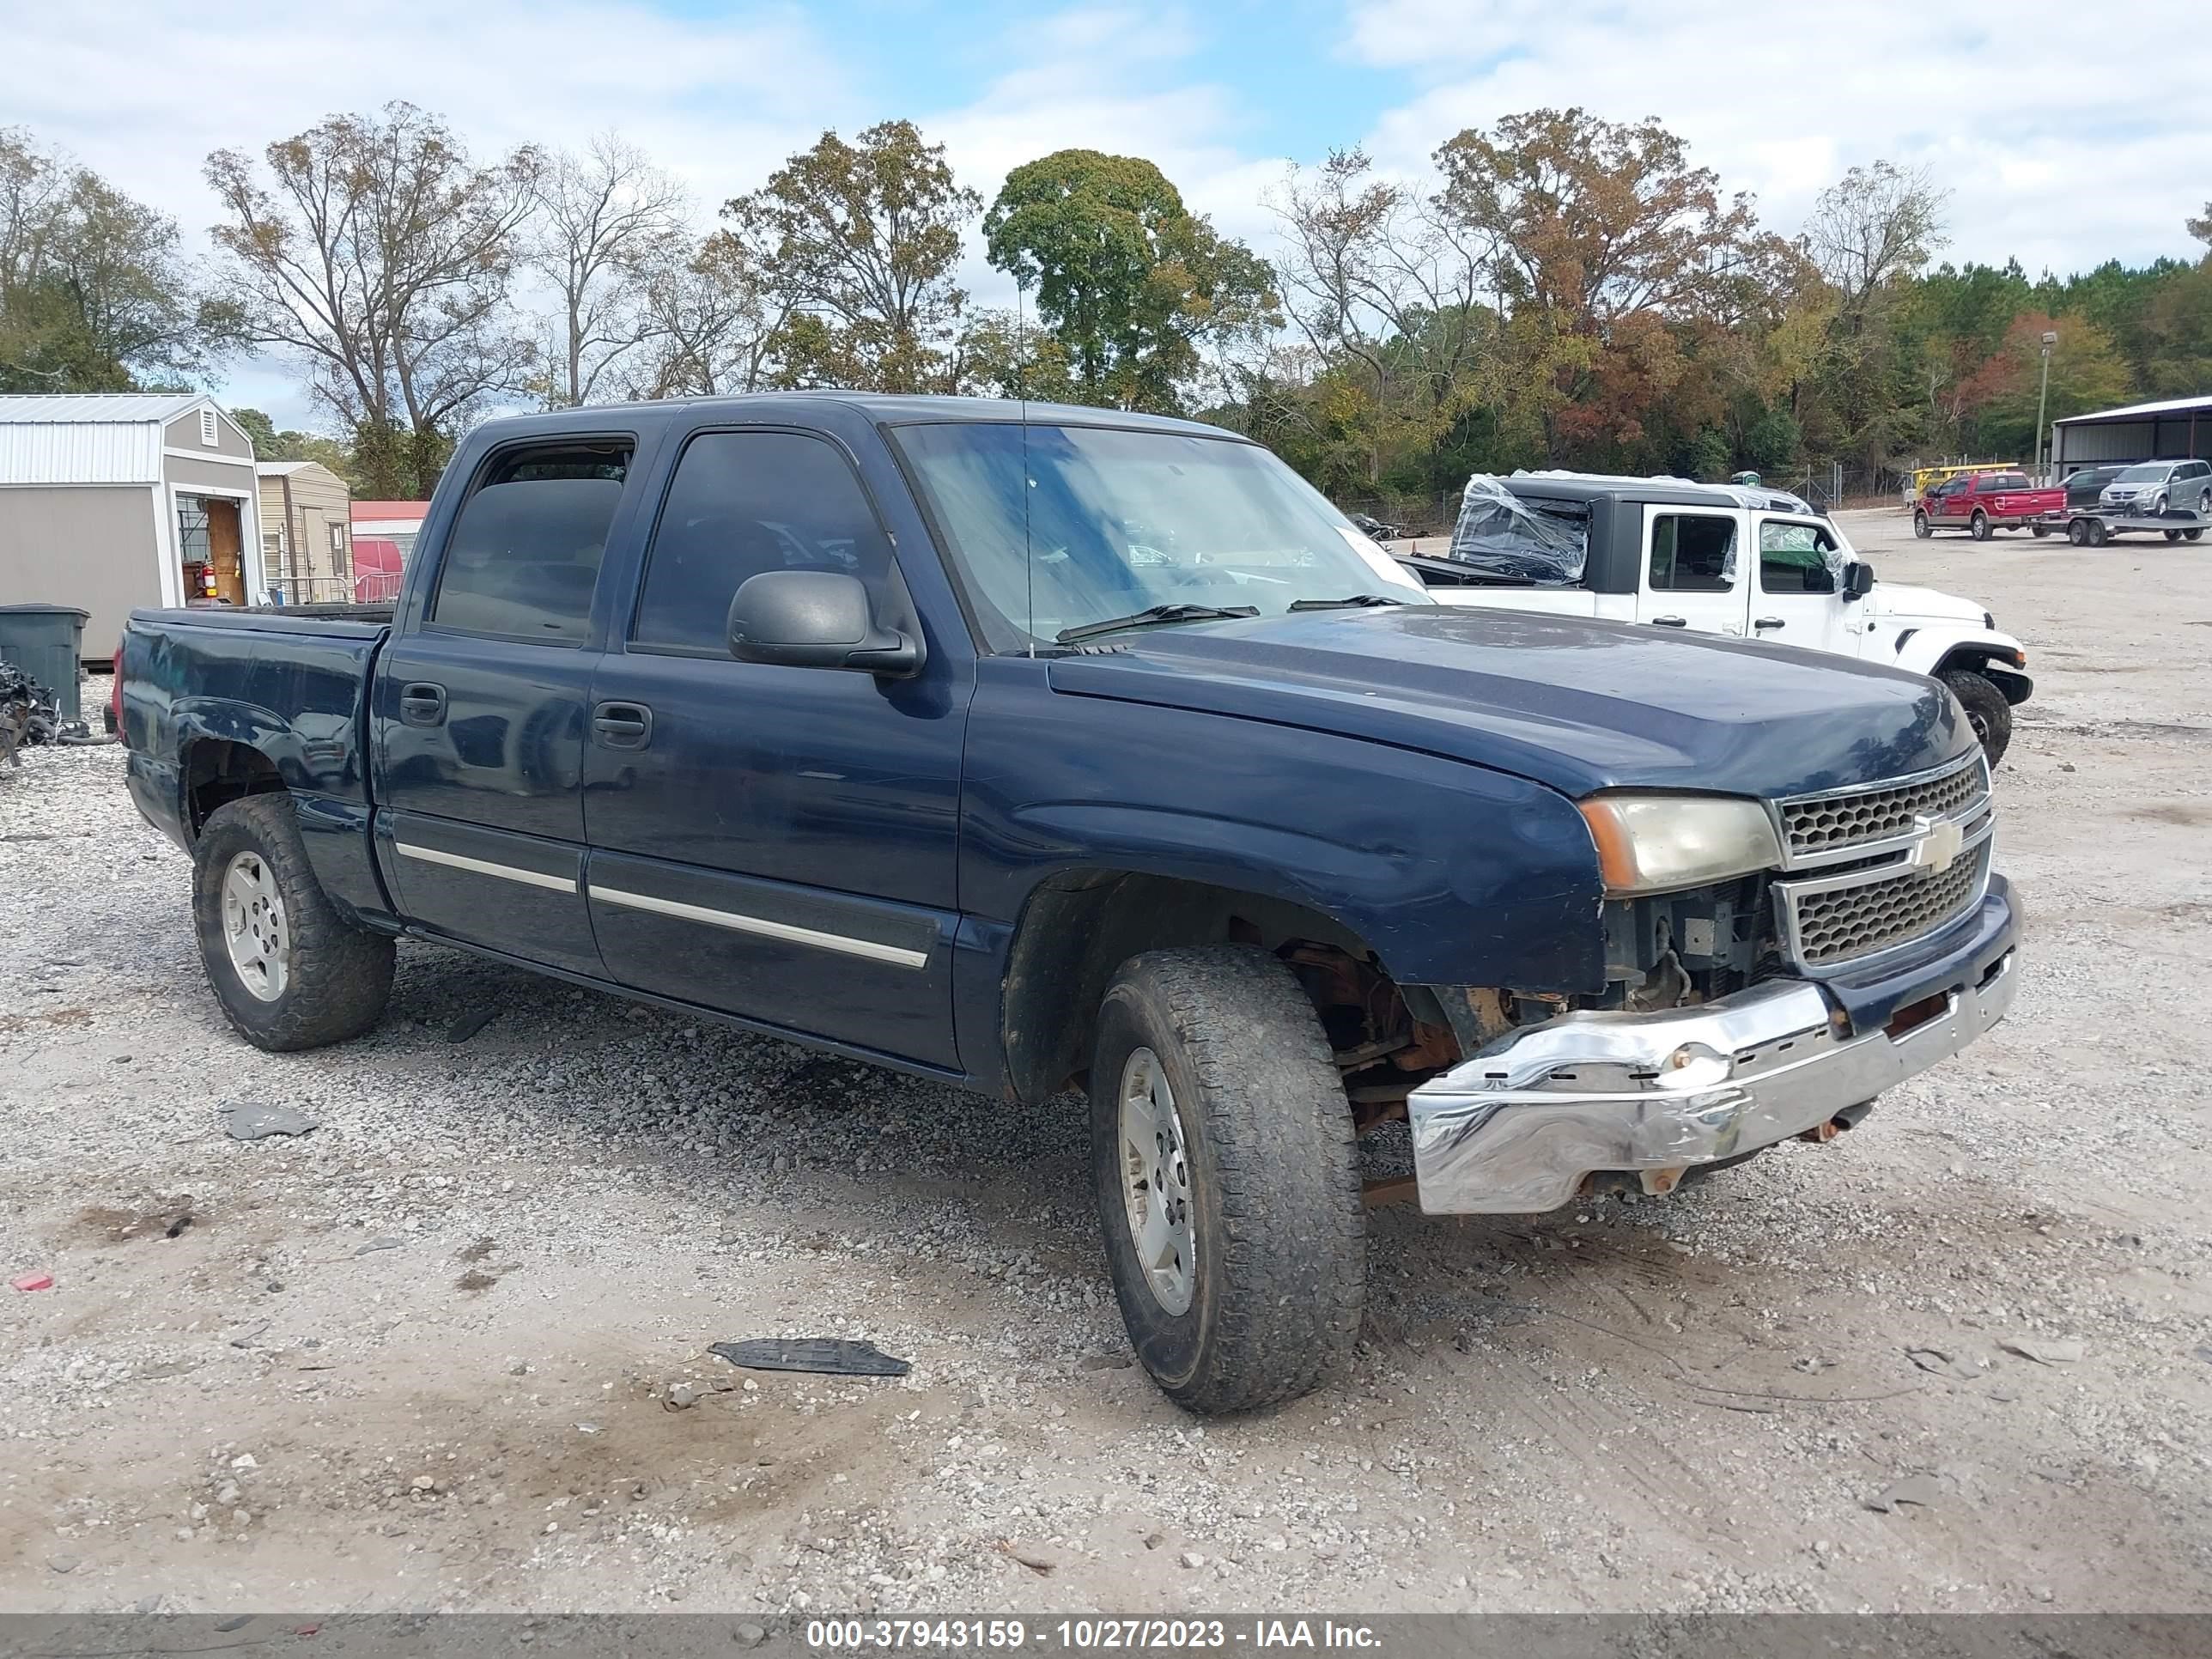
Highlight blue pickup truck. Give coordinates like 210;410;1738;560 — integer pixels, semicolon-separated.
118;395;2020;1413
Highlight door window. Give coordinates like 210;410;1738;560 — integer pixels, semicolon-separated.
631;430;895;656
428;443;632;642
1648;514;1737;592
1758;520;1839;594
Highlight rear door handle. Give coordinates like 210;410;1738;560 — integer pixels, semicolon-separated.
1754;617;1785;630
592;701;653;750
1650;615;1688;627
398;682;447;726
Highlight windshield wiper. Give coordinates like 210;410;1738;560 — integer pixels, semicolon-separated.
1285;593;1414;611
1055;603;1259;644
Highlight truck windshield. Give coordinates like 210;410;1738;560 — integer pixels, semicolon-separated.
890;422;1431;652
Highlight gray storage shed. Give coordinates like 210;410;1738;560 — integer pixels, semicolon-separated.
0;393;266;663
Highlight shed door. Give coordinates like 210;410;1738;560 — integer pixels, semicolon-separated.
206;500;245;605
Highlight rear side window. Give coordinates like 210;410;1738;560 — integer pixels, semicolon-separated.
428;443;631;642
1649;514;1737;592
631;430;893;655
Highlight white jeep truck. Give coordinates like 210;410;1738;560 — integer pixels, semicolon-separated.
1395;473;2032;763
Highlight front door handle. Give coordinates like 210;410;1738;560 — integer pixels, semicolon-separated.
592;701;653;750
1754;617;1785;629
398;682;447;726
1650;615;1688;627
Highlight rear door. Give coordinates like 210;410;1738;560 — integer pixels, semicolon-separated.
1635;505;1748;637
373;434;641;975
580;423;968;1068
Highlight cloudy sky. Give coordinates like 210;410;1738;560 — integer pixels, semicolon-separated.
7;0;2206;426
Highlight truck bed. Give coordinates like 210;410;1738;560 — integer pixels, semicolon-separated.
118;607;393;914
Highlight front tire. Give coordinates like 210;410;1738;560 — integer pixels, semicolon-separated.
192;796;395;1051
1942;672;2014;767
1090;947;1364;1414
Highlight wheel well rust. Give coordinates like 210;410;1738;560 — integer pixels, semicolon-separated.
182;739;285;839
998;869;1465;1107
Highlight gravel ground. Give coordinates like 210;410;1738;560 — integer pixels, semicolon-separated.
3;509;2209;1616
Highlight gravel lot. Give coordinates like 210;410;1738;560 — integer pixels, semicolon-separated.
3;506;2209;1616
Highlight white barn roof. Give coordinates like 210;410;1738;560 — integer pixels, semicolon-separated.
0;392;222;485
2052;394;2212;426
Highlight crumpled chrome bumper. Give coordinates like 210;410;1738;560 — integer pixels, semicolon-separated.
1406;950;2018;1214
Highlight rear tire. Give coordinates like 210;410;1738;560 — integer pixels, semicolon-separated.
2031;522;2049;538
1942;671;2014;768
1913;511;1931;538
1970;510;1991;541
1090;946;1365;1415
2069;518;2090;545
2187;529;2205;542
192;795;395;1051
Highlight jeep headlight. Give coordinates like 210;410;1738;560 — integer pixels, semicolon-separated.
1577;794;1784;895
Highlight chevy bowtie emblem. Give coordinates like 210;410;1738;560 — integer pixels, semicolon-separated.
1914;814;1965;876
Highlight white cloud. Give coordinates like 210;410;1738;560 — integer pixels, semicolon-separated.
15;0;2194;428
923;2;1277;304
5;0;1271;420
1341;0;2212;275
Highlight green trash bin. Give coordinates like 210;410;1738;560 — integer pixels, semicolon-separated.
0;604;88;724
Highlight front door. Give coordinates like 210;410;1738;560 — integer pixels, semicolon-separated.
581;426;967;1069
374;439;640;975
1636;506;1748;638
1750;514;1859;655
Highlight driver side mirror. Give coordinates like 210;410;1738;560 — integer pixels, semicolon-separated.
1842;561;1875;601
727;570;923;678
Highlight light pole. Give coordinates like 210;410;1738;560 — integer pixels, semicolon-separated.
2035;330;2058;479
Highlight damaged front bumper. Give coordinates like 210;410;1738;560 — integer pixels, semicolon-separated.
1407;890;2021;1214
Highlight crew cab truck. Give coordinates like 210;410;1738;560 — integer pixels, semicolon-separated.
1399;474;2033;763
1913;470;2063;539
118;395;2021;1414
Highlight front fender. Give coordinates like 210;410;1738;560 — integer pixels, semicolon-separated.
958;665;1607;995
1893;625;2024;681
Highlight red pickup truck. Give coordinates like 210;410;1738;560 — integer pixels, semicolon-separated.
1913;471;2063;540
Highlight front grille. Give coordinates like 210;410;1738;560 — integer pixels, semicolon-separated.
1779;756;1986;859
1783;844;1987;967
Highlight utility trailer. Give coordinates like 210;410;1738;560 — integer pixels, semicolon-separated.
2038;507;2212;546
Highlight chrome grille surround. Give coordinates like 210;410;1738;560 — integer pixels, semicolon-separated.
1776;750;1988;866
1769;750;1996;969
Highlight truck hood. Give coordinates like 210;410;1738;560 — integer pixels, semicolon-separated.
1047;606;1969;800
1868;581;1989;627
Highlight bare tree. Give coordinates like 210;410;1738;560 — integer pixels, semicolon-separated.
1270;149;1496;483
623;229;789;398
1805;161;1948;307
528;134;688;406
204;102;540;497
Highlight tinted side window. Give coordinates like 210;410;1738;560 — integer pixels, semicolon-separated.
1650;514;1737;592
632;430;893;655
428;471;627;642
